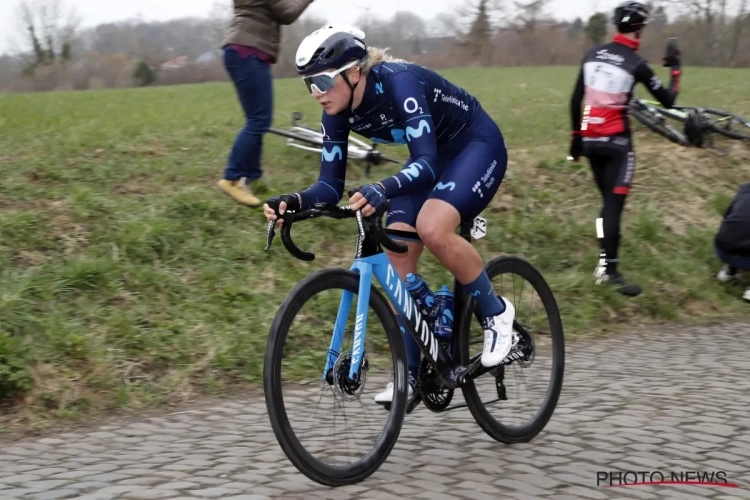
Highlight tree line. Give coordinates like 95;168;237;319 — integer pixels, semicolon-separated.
1;0;749;93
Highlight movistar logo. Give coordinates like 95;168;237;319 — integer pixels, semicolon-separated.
369;121;431;145
434;182;455;191
322;146;342;161
375;83;384;94
406;120;431;141
470;290;481;297
402;163;422;181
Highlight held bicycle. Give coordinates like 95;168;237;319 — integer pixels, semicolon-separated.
636;98;750;141
629;98;691;146
262;193;565;486
267;112;403;177
630;97;750;147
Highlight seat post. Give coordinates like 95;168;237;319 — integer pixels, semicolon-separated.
459;219;473;242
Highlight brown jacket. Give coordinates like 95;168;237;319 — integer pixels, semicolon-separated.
223;0;315;63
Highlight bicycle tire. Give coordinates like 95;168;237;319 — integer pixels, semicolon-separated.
268;126;323;146
457;255;565;444
264;268;408;487
647;104;750;140
630;106;689;146
702;108;750;140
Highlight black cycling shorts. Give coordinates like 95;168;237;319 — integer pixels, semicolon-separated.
583;134;635;195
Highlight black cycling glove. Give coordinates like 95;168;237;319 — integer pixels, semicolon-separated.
663;54;681;69
266;193;301;216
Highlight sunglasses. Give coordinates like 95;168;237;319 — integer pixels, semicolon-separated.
302;60;359;95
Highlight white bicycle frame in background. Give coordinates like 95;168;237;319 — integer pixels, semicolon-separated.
268;112;403;176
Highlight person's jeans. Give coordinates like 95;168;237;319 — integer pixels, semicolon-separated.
223;47;272;182
715;244;750;270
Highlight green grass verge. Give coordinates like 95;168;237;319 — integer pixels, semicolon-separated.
1;65;749;428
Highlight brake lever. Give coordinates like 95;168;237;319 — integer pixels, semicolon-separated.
264;219;276;251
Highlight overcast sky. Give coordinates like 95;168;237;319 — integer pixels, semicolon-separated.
1;0;628;55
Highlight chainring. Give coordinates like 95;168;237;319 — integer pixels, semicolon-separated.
417;355;454;412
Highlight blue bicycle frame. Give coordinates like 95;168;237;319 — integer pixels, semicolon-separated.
321;215;471;389
264;203;521;392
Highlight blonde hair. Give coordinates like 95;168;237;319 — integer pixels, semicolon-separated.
354;47;410;76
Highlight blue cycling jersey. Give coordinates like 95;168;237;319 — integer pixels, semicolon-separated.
298;61;484;208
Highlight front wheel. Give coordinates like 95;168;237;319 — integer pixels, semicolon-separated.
457;255;565;444
702;108;750;140
264;268;408;486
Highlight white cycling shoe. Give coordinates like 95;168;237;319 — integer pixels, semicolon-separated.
374;381;415;405
481;297;516;368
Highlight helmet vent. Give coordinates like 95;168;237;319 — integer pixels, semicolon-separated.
299;47;326;71
323;39;348;62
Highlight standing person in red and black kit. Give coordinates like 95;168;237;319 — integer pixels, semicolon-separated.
218;0;315;208
568;1;682;297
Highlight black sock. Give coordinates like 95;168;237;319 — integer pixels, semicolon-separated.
606;259;618;276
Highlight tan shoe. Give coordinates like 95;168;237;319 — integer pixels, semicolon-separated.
217;178;261;207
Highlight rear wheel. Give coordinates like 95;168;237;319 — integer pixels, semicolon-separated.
457;256;565;444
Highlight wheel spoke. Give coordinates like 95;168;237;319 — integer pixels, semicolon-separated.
264;269;408;486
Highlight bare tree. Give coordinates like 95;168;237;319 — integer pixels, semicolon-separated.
15;0;81;73
727;0;749;64
455;0;505;33
512;0;553;32
429;12;463;38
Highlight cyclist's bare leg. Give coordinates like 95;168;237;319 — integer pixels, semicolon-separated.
417;198;516;367
375;222;423;401
384;222;423;282
416;200;482;283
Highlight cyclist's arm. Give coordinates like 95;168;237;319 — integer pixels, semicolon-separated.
377;71;439;198
635;61;680;109
570;65;585;134
296;112;349;210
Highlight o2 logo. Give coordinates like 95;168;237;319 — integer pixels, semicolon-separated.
403;97;423;114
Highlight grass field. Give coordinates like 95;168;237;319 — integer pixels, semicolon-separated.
1;65;749;429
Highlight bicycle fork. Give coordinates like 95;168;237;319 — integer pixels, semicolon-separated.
323;263;373;383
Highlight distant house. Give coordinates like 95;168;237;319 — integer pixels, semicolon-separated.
160;55;189;70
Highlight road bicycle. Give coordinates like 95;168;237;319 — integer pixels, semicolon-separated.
262;194;565;486
268;112;403;177
631;97;750;146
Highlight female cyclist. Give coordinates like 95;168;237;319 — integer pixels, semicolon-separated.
263;25;515;405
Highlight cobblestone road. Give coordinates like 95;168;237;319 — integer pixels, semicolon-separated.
1;322;750;500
